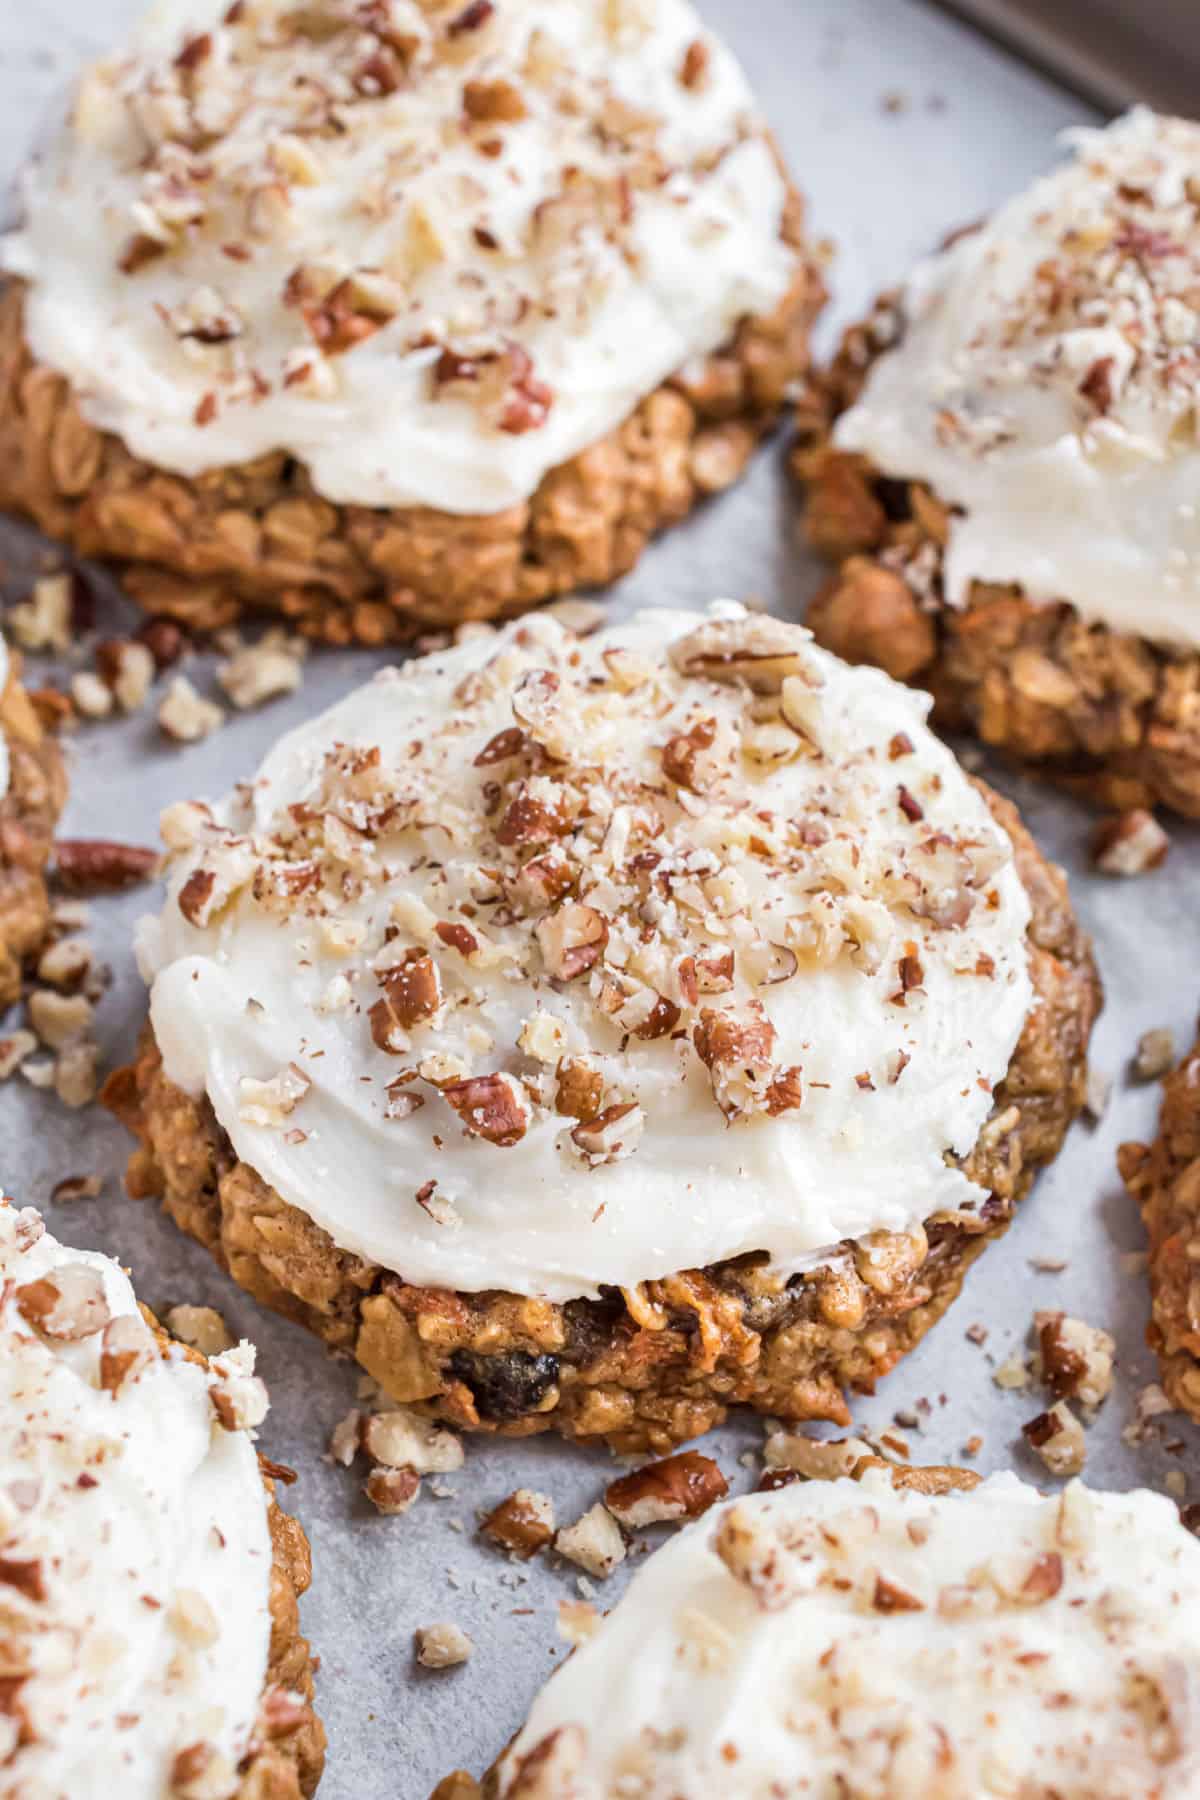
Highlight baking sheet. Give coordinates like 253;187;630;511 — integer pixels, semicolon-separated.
936;0;1200;117
2;3;1196;1796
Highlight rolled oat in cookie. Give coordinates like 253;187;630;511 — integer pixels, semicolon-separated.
110;603;1098;1453
0;1195;323;1798
0;0;822;642
434;1469;1200;1799
1120;1029;1200;1424
795;109;1200;815
0;637;69;1011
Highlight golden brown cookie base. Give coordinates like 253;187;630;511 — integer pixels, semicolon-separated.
792;302;1200;816
429;1457;981;1800
0;232;824;646
246;1481;325;1799
143;1309;325;1798
106;786;1098;1457
1119;1034;1200;1424
0;654;67;1009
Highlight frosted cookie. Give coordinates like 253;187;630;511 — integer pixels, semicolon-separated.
0;0;822;645
1120;1031;1200;1422
0;638;68;1009
107;604;1098;1453
0;1197;324;1798
795;109;1200;814
432;1468;1200;1799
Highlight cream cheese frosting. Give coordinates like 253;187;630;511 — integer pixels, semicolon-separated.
496;1470;1200;1799
0;1199;274;1798
834;108;1200;648
1;0;795;514
139;604;1033;1304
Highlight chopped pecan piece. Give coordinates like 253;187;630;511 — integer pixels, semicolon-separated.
443;1072;531;1146
415;1622;473;1668
1091;808;1169;875
496;780;571;847
54;839;158;893
631;995;681;1041
473;726;527;766
15;1265;111;1341
604;1452;727;1528
554;1505;625;1579
554;1056;604;1121
480;1489;556;1559
99;1315;154;1393
372;951;443;1050
511;852;574;911
1036;1312;1114;1409
570;1101;644;1165
536;902;608;980
365;1465;420;1515
0;1557;47;1602
1022;1402;1086;1476
661;716;721;792
463;77;527;123
872;1573;925;1613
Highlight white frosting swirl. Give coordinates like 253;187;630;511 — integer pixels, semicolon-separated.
835;109;1200;648
497;1471;1200;1799
0;1202;274;1797
140;605;1033;1303
1;0;795;513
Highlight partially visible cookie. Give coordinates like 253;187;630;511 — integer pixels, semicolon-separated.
794;109;1200;815
0;0;822;643
0;1196;324;1797
435;1466;1200;1799
0;638;67;1009
1120;1032;1200;1420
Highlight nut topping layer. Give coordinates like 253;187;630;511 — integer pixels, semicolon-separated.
835;109;1200;648
144;604;1033;1302
2;0;796;513
494;1471;1200;1799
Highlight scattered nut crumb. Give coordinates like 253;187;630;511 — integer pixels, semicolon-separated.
1023;1401;1087;1476
361;1407;464;1475
762;1431;874;1481
1036;1312;1114;1410
8;573;74;651
158;675;225;742
1092;808;1169;876
1084;1065;1111;1123
365;1466;420;1515
165;1304;234;1356
992;1353;1030;1391
414;1622;473;1669
604;1451;727;1528
480;1489;555;1559
554;1503;626;1579
1133;1027;1175;1082
0;1030;37;1081
217;631;306;709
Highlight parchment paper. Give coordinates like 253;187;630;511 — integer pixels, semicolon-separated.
2;4;1195;1795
